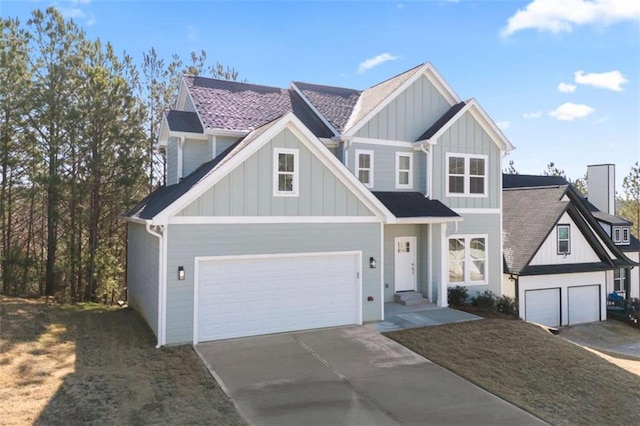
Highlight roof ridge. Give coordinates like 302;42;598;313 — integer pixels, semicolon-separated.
292;81;361;93
184;74;286;91
366;62;425;90
503;184;568;191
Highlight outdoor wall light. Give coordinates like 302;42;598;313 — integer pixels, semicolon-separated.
369;257;377;269
178;266;185;280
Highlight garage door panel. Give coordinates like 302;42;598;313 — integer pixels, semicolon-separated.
196;253;360;342
525;288;560;327
568;285;600;325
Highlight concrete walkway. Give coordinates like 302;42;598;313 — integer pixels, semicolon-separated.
560;320;640;359
196;326;545;425
373;302;482;332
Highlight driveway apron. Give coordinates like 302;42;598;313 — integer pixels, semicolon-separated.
195;326;546;426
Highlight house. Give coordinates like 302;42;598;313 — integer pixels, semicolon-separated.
124;62;513;346
502;171;638;328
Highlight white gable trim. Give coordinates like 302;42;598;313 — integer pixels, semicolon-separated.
183;75;207;130
204;128;249;137
152;113;394;223
290;82;340;137
343;63;462;138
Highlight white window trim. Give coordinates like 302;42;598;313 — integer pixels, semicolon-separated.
355;149;374;188
622;228;630;244
557;224;571;255
613;226;630;245
448;234;488;286
445;153;488;198
273;147;299;197
395;152;413;189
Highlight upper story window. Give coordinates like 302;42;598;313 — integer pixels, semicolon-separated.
557;224;570;255
355;150;374;188
613;226;630;245
396;152;413;189
446;153;488;197
448;235;487;285
273;148;299;197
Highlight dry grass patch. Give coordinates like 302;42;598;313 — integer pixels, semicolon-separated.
0;296;244;426
386;319;640;426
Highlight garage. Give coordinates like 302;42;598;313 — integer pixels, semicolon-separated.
194;251;361;343
525;288;560;327
568;285;600;325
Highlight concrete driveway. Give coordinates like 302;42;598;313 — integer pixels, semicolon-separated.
195;326;545;425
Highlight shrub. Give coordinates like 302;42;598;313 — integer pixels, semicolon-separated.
471;290;497;310
496;295;518;316
448;286;469;307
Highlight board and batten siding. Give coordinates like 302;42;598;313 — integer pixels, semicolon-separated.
530;212;600;265
355;75;452;142
127;223;160;337
215;136;239;157
166;137;178;185
183;138;212;178
164;223;382;344
178;128;374;217
347;143;426;193
383;224;430;302
431;111;502;210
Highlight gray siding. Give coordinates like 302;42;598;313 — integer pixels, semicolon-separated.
215;136;239;157
355;75;452;142
166;137;178;185
431;111;502;209
183;138;212;178
165;223;382;344
179;128;374;217
383;224;430;302
347;143;426;193
184;95;196;112
127;223;159;337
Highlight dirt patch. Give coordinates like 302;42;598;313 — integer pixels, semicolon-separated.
0;296;244;425
386;319;640;426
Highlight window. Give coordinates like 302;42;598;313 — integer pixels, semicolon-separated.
614;269;625;293
355;150;374;188
395;152;413;189
622;228;630;243
273;148;299;196
445;153;488;197
449;235;487;285
557;224;570;254
613;227;621;243
613;227;630;245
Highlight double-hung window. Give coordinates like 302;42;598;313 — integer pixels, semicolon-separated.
613;227;630;245
396;152;413;189
448;235;487;285
557;224;570;255
614;269;627;293
446;153;487;197
273;148;299;196
355;150;374;188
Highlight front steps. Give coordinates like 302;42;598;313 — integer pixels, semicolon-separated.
394;291;429;306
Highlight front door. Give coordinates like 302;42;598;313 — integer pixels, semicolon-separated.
395;236;417;292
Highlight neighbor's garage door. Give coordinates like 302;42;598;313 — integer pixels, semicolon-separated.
196;252;360;342
525;288;560;327
568;285;600;325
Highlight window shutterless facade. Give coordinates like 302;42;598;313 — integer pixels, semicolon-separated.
557;224;570;254
395;152;413;189
448;235;487;285
355;150;374;188
445;153;488;197
273;148;299;196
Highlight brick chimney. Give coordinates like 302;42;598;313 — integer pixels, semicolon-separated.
587;164;615;215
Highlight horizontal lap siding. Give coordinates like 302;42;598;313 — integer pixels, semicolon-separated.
127;223;159;337
165;223;382;344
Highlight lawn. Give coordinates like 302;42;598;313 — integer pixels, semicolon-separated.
386;319;640;426
0;296;244;426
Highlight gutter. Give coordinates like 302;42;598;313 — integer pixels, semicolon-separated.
145;221;166;348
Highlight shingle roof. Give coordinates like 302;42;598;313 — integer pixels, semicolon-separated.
502;174;570;189
292;82;361;133
581;198;632;225
502;185;570;274
166;110;203;133
288;90;334;138
620;235;640;252
372;192;459;218
416;102;466;141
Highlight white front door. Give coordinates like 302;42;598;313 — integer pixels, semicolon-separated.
395;236;417;292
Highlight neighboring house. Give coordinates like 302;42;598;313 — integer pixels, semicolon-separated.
124;62;514;346
502;172;638;328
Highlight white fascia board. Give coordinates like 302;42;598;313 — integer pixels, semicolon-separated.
121;215;148;225
158;114;171;147
466;99;515;152
204;128;249;138
320;138;339;148
290;82;339;137
395;216;463;224
349;137;414;149
183;75;206;128
169;131;208;140
423;64;462;106
168;216;381;224
454;208;502;214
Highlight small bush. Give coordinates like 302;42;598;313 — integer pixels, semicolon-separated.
471;290;497;310
448;286;468;307
496;295;518;316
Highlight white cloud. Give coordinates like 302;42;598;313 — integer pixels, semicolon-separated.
186;25;199;43
548;102;594;121
523;111;543;119
574;70;628;91
357;53;399;74
59;5;96;26
496;121;511;130
557;82;577;93
501;0;640;37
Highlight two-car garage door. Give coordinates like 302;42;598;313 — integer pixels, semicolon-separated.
195;252;361;343
524;285;600;327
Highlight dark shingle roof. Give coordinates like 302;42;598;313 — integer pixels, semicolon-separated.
620;235;640;252
166;110;203;133
372;192;459;218
416;102;466;141
288;90;334;138
502;174;570;189
292;82;361;133
521;262;617;276
502;185;569;274
581;198;632;225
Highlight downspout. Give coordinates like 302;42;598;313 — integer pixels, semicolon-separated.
343;137;352;169
420;143;430;198
145;221;165;348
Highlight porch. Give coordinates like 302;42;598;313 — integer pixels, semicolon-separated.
375;302;481;332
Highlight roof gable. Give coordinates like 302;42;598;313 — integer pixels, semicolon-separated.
291;82;361;134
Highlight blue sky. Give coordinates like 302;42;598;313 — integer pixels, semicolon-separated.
2;0;639;189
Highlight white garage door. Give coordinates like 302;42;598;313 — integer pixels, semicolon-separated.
195;252;360;343
525;288;560;327
568;285;600;325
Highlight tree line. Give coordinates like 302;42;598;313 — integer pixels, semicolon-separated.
0;7;240;302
